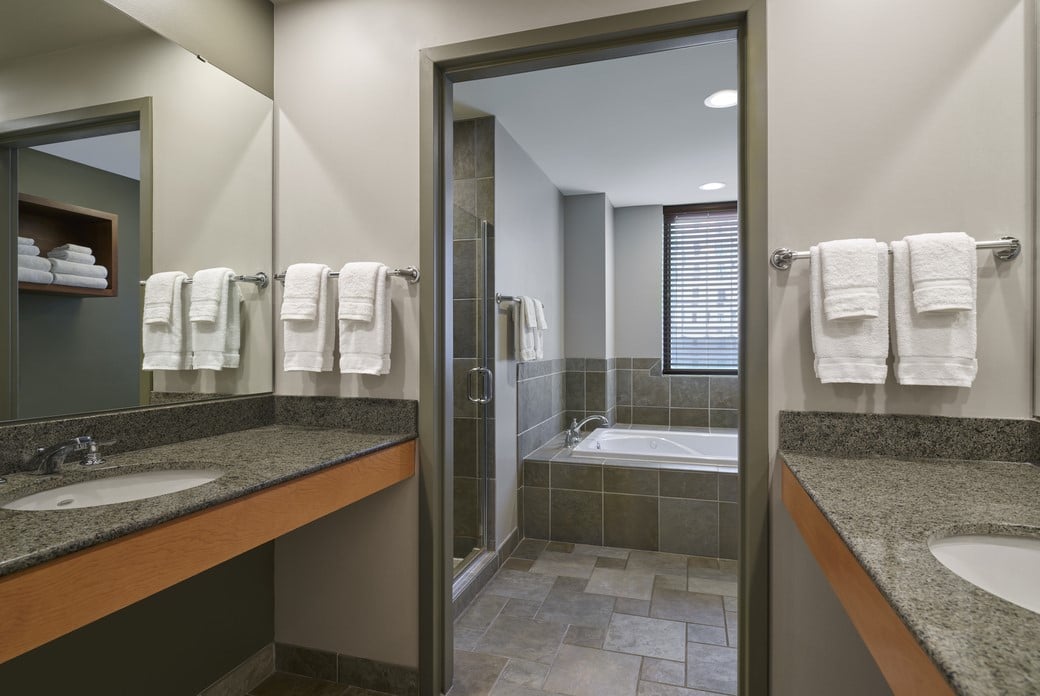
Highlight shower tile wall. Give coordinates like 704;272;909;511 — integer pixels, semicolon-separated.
453;116;495;560
515;358;566;542
562;358;617;426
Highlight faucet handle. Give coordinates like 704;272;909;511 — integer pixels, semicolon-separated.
80;438;116;467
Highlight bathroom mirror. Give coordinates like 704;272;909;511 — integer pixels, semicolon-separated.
0;0;273;422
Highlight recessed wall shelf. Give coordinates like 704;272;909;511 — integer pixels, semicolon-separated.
17;193;118;297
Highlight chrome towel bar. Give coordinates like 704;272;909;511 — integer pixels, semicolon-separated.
139;271;269;288
273;265;420;284
769;236;1021;270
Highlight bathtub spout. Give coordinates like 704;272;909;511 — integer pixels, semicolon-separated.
565;415;609;448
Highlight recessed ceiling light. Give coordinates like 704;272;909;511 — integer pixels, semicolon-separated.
704;89;738;108
699;182;726;191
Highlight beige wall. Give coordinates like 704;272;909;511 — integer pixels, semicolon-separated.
614;205;664;357
563;193;616;358
1;31;274;397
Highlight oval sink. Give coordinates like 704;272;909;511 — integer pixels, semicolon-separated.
2;469;224;511
929;534;1040;614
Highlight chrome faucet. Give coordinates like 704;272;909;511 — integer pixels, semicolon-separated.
25;436;113;475
565;415;609;448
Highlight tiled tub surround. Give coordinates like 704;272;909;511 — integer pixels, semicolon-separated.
522;432;738;559
565;357;739;429
779;411;1040;695
517;358;567;459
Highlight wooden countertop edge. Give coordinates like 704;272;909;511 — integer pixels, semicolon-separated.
0;439;416;664
779;457;955;696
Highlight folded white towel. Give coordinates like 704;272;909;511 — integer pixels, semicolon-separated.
52;243;93;255
283;265;333;372
339;265;391;374
52;273;108;289
533;298;547;359
17;236;34;246
18;255;50;272
905;232;975;313
281;263;327;321
810;244;889;383
47;249;95;265
18;245;40;257
18;267;53;284
514;297;538;362
49;258;108;279
338;262;383;321
143;272;191;370
190;269;241;370
819;238;881;320
892;241;977;386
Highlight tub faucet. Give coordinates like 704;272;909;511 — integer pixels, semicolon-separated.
24;436;112;476
566;415;609;448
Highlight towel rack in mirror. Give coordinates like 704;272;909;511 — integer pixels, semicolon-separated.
769;236;1021;270
273;265;420;284
139;271;270;288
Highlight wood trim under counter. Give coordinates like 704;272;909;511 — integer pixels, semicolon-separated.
779;458;955;696
0;439;416;664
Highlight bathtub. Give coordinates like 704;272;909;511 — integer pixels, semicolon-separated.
572;427;737;470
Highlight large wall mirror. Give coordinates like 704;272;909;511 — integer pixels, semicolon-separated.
0;0;273;422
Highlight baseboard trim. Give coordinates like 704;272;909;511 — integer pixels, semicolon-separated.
274;642;418;696
198;643;274;696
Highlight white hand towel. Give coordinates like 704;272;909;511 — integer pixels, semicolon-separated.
905;232;976;313
189;268;233;323
17;267;53;284
17;236;33;246
514;297;538;362
52;273;108;290
283;265;333;372
18;255;50;272
47;249;95;265
523;295;539;329
533;298;547;359
891;241;977;386
52;243;92;255
190;268;239;370
18;245;40;257
339;265;391;374
281;263;327;321
143;272;191;370
810;244;889;383
49;258;108;279
819;238;881;320
338;262;383;321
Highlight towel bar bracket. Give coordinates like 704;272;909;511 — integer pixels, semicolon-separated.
769;236;1022;270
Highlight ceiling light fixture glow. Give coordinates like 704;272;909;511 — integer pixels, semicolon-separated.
704;89;738;108
699;182;726;191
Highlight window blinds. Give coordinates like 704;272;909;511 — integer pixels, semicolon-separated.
663;202;739;373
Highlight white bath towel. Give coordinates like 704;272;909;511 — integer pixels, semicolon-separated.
905;232;976;313
533;298;547;359
339;265;391;374
514;296;538;362
18;255;50;272
52;273;108;289
52;243;92;255
281;263;327;321
891;241;977;386
17;236;33;246
143;272;191;370
49;258;108;279
17;267;53;284
283;264;334;372
18;245;40;257
190;269;241;370
810;244;889;383
819;238;882;320
47;249;95;265
338;262;383;321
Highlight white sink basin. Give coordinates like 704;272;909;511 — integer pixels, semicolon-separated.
2;469;224;511
929;534;1040;614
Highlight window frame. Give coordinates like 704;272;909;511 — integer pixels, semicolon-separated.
662;201;740;376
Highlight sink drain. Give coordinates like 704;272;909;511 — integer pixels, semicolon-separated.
56;497;74;507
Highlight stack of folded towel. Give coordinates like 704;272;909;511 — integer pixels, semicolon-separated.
190;268;242;370
339;262;392;375
46;243;109;289
282;263;334;372
17;235;53;284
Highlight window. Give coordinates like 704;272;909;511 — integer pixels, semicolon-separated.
663;202;739;374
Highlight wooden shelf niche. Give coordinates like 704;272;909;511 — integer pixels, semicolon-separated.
18;193;118;297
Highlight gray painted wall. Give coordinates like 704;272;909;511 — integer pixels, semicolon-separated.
613;205;663;357
18;149;141;419
563;193;613;359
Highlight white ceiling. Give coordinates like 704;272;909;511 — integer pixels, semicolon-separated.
32;131;141;181
454;37;739;208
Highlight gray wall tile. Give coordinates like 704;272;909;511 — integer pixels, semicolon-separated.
585;371;606;412
708;376;739;409
524;459;549;487
454;417;478;478
631;407;669;426
660;499;718;557
453;119;475;179
603;467;659;496
719;502;738;560
660;470;717;500
523;486;550;540
550;489;602;545
718;472;738;503
604;494;658;550
453;240;479;299
670;376;709;408
551;462;603;491
710;409;738;429
671;408;709;428
453;299;477;359
632;372;669;407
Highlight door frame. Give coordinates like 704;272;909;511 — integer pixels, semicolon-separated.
418;2;767;693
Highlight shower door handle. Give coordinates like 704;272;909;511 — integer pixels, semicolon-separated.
466;366;494;404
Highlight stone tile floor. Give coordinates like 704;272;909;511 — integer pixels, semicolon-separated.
449;539;738;696
250;672;393;696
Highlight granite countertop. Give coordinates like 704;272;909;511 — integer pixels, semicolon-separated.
0;425;415;578
780;451;1040;696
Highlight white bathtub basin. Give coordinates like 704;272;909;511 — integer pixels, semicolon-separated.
2;468;224;511
929;534;1040;614
573;427;737;466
